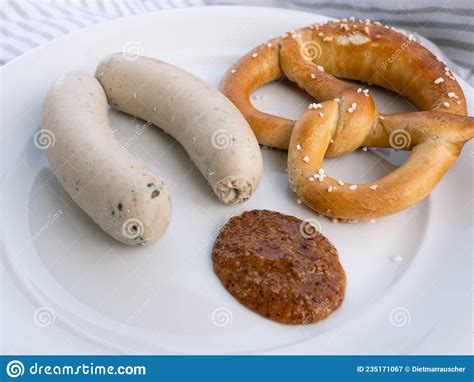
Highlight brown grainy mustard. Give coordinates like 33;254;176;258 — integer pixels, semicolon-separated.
212;210;346;325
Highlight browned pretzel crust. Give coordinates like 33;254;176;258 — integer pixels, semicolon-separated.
219;18;473;220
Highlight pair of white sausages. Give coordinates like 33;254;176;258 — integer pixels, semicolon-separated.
42;54;262;246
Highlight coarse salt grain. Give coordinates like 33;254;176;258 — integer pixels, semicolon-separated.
251;53;258;58
303;156;309;163
448;92;456;98
369;185;378;190
357;88;362;93
266;42;272;48
308;103;323;109
311;73;316;79
296;198;302;204
443;101;450;108
309;177;314;182
370;219;376;224
328;186;333;192
349;185;358;191
314;170;327;182
296;144;301;150
317;65;324;72
337;179;345;186
319;112;324;117
348;107;354;113
362;147;368;151
231;69;236;74
434;77;444;84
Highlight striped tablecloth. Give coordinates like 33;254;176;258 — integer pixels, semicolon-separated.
1;0;473;84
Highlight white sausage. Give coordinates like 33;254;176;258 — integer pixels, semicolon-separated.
95;54;263;204
42;72;171;246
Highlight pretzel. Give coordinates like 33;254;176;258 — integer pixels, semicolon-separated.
220;18;474;220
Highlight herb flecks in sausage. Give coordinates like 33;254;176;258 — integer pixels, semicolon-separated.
42;72;171;245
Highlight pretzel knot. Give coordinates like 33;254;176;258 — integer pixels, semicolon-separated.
220;19;474;220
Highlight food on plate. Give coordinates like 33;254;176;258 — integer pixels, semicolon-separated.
96;53;263;204
212;210;346;324
220;19;474;220
42;72;171;246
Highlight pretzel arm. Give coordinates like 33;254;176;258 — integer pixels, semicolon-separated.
288;109;461;220
364;112;474;149
279;36;354;101
219;42;293;149
279;36;378;156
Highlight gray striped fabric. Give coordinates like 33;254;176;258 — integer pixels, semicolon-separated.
0;0;472;84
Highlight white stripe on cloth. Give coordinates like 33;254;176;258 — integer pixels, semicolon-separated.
0;0;472;84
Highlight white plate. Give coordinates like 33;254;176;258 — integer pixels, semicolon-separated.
1;6;472;355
